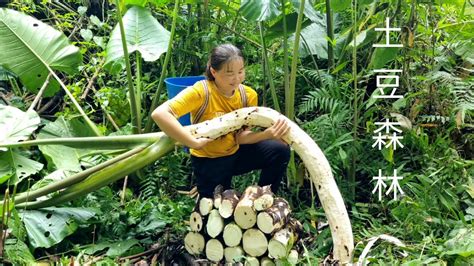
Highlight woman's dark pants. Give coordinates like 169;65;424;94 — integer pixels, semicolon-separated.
191;140;291;198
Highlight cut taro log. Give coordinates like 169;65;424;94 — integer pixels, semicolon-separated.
287;249;299;265
254;185;274;211
213;184;224;209
244;257;260;266
199;197;213;216
184;232;205;255
287;217;303;237
206;209;224;238
224;246;244;263
205;238;224;262
257;197;291;234
242;228;268;257
223;222;242;247
234;185;261;229
261;257;276;266
219;189;240;218
189;211;203;232
268;227;295;259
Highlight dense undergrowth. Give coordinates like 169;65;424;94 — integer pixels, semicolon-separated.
0;0;472;265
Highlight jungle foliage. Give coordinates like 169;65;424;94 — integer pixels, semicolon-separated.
0;0;472;264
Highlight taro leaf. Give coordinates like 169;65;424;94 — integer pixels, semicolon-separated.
444;227;474;257
298;22;328;59
104;6;170;73
331;0;351;12
80;29;93;41
368;47;401;69
0;105;42;184
83;240;113;255
290;0;323;22
105;239;140;257
124;0;149;7
4;239;35;265
0;66;16;81
0;105;40;151
20;207;96;249
38;117;95;172
240;0;281;22
0;150;43;185
265;12;314;41
83;239;140;258
0;8;82;97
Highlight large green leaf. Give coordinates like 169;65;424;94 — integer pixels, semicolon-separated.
83;239;140;258
290;0;323;22
240;0;281;22
4;239;35;265
444;227;474;257
298;22;328;59
0;105;40;150
20;207;96;248
38;117;96;172
104;6;170;72
367;47;401;69
265;12;314;40
331;0;351;12
0;105;43;184
0;8;82;96
0;150;43;185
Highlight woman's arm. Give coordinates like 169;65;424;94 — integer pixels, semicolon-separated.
236;118;290;145
152;102;212;149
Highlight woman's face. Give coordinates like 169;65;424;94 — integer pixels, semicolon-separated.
211;58;245;96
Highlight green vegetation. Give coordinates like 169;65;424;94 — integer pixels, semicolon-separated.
0;0;472;264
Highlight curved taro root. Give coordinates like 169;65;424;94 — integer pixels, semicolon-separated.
186;106;354;264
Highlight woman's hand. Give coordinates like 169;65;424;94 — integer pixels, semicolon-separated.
189;137;214;149
263;117;290;140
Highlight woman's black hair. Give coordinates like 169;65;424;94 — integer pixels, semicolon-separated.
205;44;244;81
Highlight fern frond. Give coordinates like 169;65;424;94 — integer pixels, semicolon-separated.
419;115;451;124
452;79;474;112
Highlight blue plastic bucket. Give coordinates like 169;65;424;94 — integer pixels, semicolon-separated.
165;76;206;126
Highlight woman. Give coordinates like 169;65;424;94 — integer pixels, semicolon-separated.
152;44;290;198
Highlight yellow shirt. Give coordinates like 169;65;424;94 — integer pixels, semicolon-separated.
168;80;258;158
